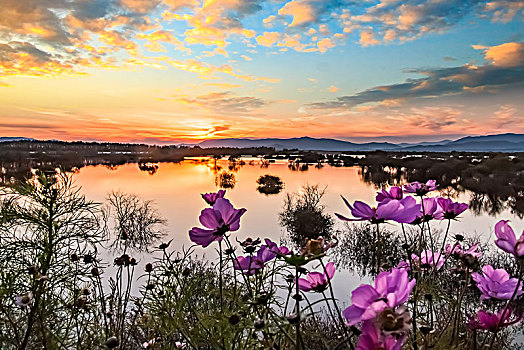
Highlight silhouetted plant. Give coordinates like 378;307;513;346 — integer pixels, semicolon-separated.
215;171;236;189
104;191;166;252
256;174;285;195
279;184;334;247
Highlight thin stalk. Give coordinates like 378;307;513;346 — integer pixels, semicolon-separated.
295;266;302;350
218;240;223;311
319;259;350;339
376;223;381;271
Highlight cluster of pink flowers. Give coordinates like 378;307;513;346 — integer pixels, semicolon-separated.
336;182;468;226
467;220;524;334
234;239;290;275
445;242;482;258
186;181;524;349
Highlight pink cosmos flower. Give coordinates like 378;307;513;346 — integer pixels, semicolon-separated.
234;239;289;275
376;187;403;202
411;197;442;224
264;238;291;256
297;262;335;293
411;250;445;270
233;245;276;275
468;308;522;332
356;320;406;350
494;220;524;258
343;268;416;326
403;180;437;196
436;198;468;220
336;196;420;224
471;265;523;300
446;243;482;258
189;198;246;247
201;190;226;206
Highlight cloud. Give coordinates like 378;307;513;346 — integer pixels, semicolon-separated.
327;85;338;93
317;37;335;52
203;82;242;89
175;91;267;113
359;30;380;46
278;0;317;27
0;0;72;45
310;41;524;109
484;1;524;23
277;0;350;28
344;0;488;45
473;42;524;67
0;41;79;77
137;30;190;53
489;104;523;129
385;107;461;131
0;0;159;77
256;32;281;47
120;0;161;14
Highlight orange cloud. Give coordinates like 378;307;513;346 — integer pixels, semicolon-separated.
317;38;335;53
359;30;380;46
121;0;161;13
474;42;524;67
0;42;81;77
327;85;338;93
137;30;191;53
278;0;316;27
256;32;281;47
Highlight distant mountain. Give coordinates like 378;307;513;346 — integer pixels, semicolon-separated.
403;133;524;152
198;136;402;151
451;133;524;144
0;137;34;142
398;140;452;147
2;134;524;152
197;134;524;152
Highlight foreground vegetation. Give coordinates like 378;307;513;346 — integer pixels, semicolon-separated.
0;171;523;349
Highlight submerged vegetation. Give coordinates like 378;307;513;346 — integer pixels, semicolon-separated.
0;168;523;349
256;175;285;195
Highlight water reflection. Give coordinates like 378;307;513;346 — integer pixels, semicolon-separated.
357;153;524;217
138;162;159;175
331;223;406;277
3;155;523;225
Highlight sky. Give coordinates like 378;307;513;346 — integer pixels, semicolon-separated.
0;0;524;144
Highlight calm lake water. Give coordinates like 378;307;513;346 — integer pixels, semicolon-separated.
72;157;524;299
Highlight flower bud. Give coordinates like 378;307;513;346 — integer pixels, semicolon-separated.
287;313;300;324
105;336;119;348
254;319;265;329
145;263;153;273
229;314;240;325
